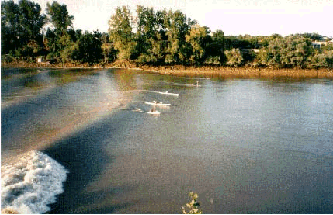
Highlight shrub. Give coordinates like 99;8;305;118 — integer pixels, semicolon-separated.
182;192;202;214
225;48;243;67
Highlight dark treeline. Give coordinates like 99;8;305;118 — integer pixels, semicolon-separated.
2;0;333;68
1;0;104;65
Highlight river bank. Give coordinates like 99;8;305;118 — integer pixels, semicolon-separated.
2;60;333;79
140;65;333;79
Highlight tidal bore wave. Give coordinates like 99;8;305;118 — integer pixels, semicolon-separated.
1;150;68;214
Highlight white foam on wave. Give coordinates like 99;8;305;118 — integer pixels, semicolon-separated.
1;150;68;214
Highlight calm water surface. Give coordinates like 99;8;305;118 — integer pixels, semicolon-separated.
1;68;333;213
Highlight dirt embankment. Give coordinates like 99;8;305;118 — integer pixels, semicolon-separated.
144;65;333;79
2;60;333;79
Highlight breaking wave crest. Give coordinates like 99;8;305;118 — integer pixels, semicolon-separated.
1;150;68;214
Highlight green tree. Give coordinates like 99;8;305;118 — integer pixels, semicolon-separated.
321;43;333;52
186;25;210;65
164;10;195;64
102;43;117;63
271;33;283;39
44;1;75;63
58;33;77;64
1;0;45;56
294;32;323;41
281;36;313;68
109;6;137;60
206;29;225;65
309;50;333;68
101;32;109;43
76;31;103;65
266;37;283;67
46;1;74;33
256;48;269;66
256;35;314;68
225;48;243;67
1;0;20;54
18;0;45;41
224;36;252;50
136;6;156;54
135;6;165;64
101;32;116;63
44;28;59;60
257;37;284;68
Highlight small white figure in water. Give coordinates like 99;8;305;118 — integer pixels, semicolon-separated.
133;108;143;112
196;81;199;87
150;105;157;112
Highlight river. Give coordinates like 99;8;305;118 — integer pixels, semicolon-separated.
1;68;333;213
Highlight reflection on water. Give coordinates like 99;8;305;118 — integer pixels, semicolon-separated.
1;69;98;109
1;68;333;213
48;69;97;85
1;68;138;162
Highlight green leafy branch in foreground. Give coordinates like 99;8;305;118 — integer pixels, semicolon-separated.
182;192;202;214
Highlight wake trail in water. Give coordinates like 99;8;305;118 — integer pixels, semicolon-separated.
1;150;68;214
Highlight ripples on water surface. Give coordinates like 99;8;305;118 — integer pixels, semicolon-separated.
1;68;333;213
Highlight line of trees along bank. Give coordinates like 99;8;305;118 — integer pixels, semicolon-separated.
2;0;333;69
1;0;104;65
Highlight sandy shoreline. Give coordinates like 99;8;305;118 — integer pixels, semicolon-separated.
2;61;333;79
143;66;333;79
